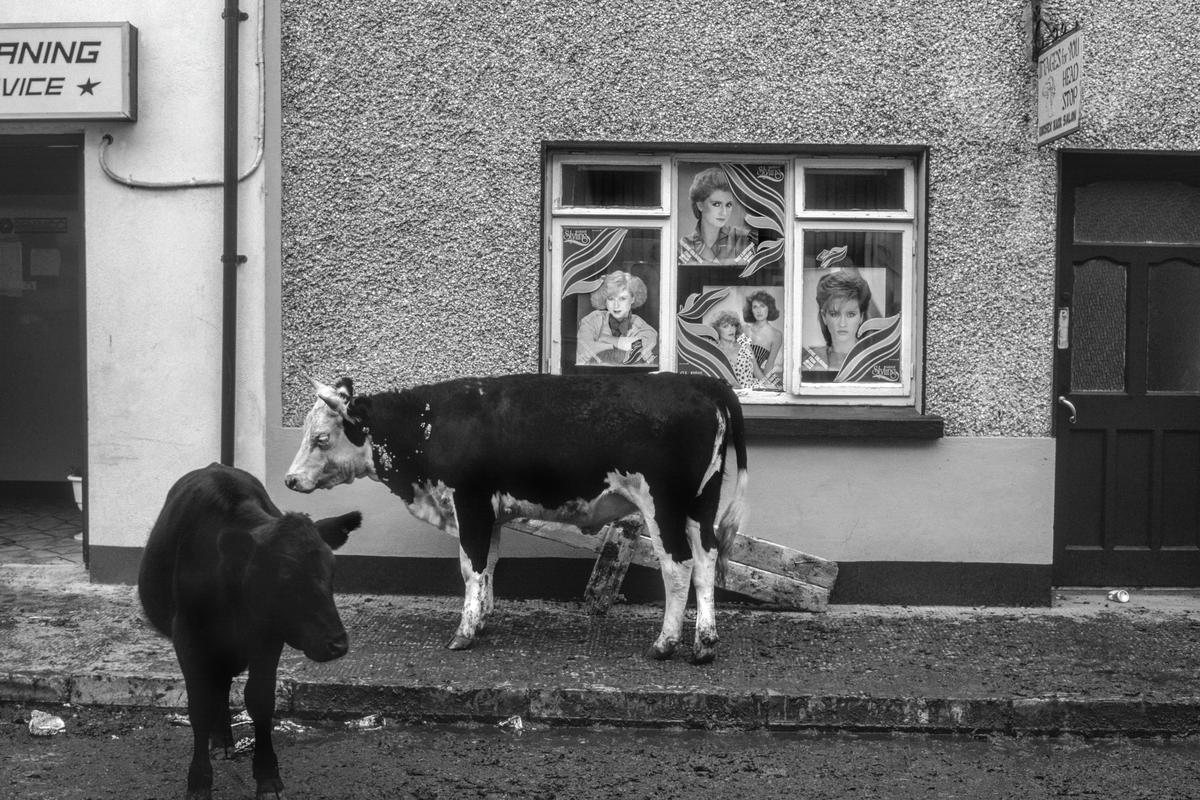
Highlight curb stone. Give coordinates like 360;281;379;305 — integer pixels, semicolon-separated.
6;670;1200;737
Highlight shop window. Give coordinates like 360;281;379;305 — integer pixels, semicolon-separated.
544;151;923;410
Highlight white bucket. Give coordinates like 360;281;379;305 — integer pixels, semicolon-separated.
67;475;83;512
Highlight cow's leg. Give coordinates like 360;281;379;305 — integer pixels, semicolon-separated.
687;517;719;664
644;513;692;660
448;493;496;650
687;470;726;664
245;643;285;799
174;633;216;799
210;675;234;757
477;523;502;633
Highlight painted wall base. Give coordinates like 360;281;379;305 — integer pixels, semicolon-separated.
91;547;1051;607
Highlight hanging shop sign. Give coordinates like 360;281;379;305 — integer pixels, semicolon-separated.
1036;25;1082;146
0;22;137;121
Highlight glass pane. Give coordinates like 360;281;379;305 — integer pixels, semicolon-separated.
1148;260;1200;392
1075;181;1200;245
560;164;661;209
1072;258;1126;392
798;231;903;384
674;162;788;397
804;168;905;212
560;227;660;373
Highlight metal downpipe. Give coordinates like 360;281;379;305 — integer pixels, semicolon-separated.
221;0;247;465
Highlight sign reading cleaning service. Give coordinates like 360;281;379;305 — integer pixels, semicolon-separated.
0;22;137;121
1036;26;1082;145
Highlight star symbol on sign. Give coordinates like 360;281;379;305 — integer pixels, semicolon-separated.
78;78;101;95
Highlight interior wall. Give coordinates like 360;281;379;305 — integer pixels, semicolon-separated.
0;140;84;482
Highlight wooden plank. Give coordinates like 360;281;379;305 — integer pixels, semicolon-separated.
505;519;621;555
505;519;834;613
726;535;839;590
583;518;642;615
720;561;828;611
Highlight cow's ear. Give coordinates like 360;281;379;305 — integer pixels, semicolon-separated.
217;526;256;576
346;395;370;424
334;377;355;401
315;510;361;551
343;396;372;446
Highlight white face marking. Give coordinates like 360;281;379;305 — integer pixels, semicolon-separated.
285;398;377;491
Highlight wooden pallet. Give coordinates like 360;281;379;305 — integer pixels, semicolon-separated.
503;516;837;614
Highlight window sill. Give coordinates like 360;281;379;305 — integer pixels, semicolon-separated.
743;405;944;439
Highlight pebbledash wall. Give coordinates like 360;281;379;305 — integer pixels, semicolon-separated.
75;0;1200;605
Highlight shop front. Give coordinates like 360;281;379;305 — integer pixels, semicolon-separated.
5;1;1198;607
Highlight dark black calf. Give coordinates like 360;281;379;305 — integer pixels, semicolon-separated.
138;463;361;800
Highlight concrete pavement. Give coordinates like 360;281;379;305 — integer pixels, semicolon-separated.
4;563;1200;736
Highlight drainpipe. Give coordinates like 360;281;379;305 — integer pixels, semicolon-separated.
221;0;248;465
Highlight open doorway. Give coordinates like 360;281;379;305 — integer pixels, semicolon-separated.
0;134;86;565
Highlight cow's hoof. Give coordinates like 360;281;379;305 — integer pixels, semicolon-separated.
255;777;284;799
645;639;677;660
185;789;213;800
690;644;717;665
447;633;475;650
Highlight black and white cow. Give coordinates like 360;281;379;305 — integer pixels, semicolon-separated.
285;372;748;664
138;463;361;800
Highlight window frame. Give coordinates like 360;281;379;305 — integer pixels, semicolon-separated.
792;222;915;402
796;156;916;219
551;154;673;217
545;217;672;373
543;147;927;414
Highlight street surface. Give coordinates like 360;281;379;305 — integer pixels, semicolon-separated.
3;703;1200;799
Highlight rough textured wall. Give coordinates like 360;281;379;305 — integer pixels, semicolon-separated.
280;0;1200;435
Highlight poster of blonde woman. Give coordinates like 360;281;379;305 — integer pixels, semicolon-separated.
558;226;661;372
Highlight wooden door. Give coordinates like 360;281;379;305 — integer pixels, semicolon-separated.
1053;153;1200;586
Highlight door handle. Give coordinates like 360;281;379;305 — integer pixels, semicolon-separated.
1057;395;1077;424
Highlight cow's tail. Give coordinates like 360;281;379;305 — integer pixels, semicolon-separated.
714;382;749;584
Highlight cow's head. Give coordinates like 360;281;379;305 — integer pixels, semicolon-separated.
285;375;376;493
219;509;362;662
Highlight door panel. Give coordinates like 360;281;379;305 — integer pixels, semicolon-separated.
1059;429;1104;550
1161;432;1200;548
1111;430;1152;549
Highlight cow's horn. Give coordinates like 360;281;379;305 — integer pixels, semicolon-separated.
308;376;349;417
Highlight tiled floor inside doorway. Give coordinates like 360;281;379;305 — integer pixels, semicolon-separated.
0;483;84;565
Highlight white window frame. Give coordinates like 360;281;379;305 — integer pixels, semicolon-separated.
551;154;672;217
792;220;915;400
544;150;923;408
544;218;671;373
796;157;916;219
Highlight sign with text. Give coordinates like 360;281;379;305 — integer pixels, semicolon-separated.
0;22;137;121
1036;26;1082;145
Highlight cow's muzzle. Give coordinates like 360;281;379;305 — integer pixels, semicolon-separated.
284;473;314;493
305;631;349;663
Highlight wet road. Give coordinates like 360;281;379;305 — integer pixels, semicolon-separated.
4;703;1200;799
